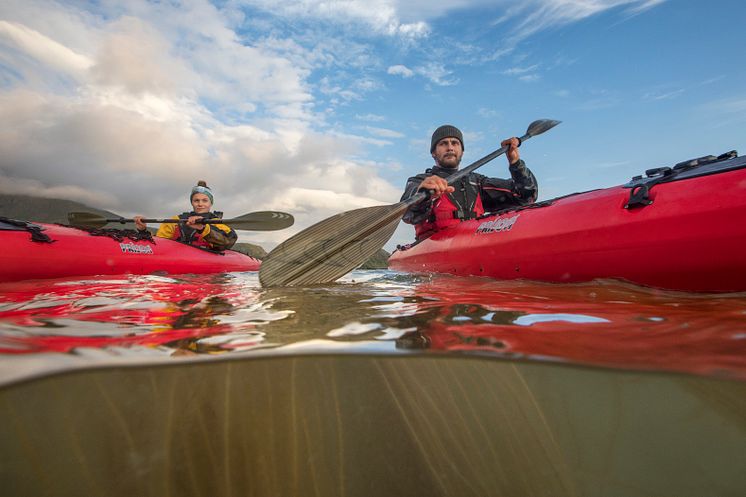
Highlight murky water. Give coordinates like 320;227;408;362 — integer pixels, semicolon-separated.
1;270;745;381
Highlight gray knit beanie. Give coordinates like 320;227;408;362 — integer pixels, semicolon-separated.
430;125;464;153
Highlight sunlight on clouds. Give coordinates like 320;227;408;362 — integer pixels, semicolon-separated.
0;20;93;79
0;1;361;225
273;187;386;212
91;16;192;95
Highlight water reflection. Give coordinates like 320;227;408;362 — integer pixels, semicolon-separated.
0;271;745;380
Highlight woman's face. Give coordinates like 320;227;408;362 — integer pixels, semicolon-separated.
191;193;212;214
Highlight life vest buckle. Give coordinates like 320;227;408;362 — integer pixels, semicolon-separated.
453;210;477;220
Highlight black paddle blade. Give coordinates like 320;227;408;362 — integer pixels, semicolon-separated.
67;212;113;229
259;203;406;287
228;211;294;231
526;119;561;138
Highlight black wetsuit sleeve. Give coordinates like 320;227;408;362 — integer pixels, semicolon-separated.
480;160;538;211
400;174;434;225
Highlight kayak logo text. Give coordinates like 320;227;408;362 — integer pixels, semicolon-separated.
120;242;154;255
476;214;519;234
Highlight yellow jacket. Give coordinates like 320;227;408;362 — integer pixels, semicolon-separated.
156;215;237;250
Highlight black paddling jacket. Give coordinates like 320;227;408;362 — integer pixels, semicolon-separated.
401;160;538;238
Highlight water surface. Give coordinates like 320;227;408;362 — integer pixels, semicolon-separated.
1;270;744;382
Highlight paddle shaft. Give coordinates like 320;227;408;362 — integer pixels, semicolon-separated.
68;210;294;231
105;217;236;225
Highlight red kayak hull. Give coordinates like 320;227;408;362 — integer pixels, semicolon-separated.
389;160;746;293
1;222;261;282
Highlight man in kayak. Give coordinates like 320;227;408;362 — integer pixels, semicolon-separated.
401;125;538;239
134;181;238;250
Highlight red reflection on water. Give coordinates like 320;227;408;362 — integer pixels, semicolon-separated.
2;273;745;381
399;277;746;380
0;275;259;354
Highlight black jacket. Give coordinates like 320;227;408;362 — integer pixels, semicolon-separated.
400;160;538;225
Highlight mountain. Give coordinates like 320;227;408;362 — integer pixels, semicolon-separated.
0;194;118;224
0;194;390;267
231;242;268;260
358;249;390;269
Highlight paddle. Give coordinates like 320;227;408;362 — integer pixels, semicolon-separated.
68;211;295;231
259;118;561;287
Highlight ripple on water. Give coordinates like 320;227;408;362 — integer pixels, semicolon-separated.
0;271;745;381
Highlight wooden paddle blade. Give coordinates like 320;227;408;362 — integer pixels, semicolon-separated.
227;211;294;231
67;212;109;229
259;203;406;287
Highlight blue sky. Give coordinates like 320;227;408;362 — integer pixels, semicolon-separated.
1;0;744;250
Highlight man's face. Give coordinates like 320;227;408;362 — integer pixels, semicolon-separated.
431;137;463;169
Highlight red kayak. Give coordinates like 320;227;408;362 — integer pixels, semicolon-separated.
0;220;261;282
389;151;746;293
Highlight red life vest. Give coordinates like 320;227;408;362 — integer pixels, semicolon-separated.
415;190;485;239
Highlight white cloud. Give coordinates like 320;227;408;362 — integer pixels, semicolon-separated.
236;0;430;39
504;0;668;41
0;1;408;249
355;113;386;122
502;64;539;76
90;16;192;96
477;108;500;118
0;20;93;77
502;61;542;83
415;62;458;86
642;88;685;101
365;126;405;139
388;65;414;78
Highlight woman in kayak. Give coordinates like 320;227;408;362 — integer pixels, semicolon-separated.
135;181;238;250
401;125;538;240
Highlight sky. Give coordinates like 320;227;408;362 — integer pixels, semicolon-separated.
1;0;745;251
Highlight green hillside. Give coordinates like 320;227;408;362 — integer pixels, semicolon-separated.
0;194;118;225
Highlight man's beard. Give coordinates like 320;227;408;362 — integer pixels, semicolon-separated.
438;154;461;169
